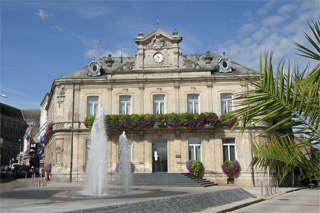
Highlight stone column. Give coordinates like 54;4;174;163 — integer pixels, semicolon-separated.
139;84;144;114
74;85;81;128
107;85;113;114
207;82;213;112
174;83;180;113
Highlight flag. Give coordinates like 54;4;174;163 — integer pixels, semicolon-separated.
120;54;123;64
157;17;159;25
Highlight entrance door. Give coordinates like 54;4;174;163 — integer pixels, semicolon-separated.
152;139;167;173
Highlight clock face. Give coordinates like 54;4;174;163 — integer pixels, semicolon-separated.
154;52;164;63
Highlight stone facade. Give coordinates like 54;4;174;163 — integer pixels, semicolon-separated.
44;28;274;186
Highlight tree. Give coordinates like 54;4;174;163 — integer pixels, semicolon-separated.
227;18;320;184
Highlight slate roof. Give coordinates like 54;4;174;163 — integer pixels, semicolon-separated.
0;103;24;120
61;53;257;80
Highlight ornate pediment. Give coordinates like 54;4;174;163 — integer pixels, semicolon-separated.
133;29;183;70
134;28;182;50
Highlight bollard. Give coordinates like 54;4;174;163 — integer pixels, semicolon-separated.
261;182;263;196
38;180;40;187
265;186;269;197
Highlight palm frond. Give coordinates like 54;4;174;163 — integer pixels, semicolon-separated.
294;18;320;61
250;136;320;183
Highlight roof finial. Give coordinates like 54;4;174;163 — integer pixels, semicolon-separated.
138;30;144;38
173;28;178;36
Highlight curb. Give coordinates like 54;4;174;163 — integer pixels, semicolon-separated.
216;187;305;212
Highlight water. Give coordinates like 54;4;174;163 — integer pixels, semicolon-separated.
83;104;108;195
118;131;132;193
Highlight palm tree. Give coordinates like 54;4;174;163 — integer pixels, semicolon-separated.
228;18;320;184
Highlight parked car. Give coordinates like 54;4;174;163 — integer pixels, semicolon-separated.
15;165;32;178
0;167;7;179
10;163;21;172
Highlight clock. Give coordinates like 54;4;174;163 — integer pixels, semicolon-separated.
153;52;164;63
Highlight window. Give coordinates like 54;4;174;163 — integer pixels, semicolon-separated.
119;96;131;115
188;138;201;161
221;94;232;114
187;94;199;114
87;96;99;116
153;95;165;114
223;138;235;161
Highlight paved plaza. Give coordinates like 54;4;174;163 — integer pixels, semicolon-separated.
1;176;319;213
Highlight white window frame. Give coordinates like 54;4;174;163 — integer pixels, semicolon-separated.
153;95;165;114
188;138;201;161
119;96;132;115
221;94;233;114
87;96;99;116
222;138;236;161
187;94;200;114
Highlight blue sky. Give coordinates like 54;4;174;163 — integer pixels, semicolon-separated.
0;0;318;109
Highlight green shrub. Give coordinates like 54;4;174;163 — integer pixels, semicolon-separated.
191;160;203;177
86;115;95;131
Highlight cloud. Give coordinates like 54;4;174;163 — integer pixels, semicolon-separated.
238;23;257;35
72;32;97;48
277;4;297;14
85;49;130;59
212;1;318;72
34;9;53;21
257;0;277;15
52;25;65;31
261;15;285;26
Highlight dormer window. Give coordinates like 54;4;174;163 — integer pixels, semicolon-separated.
218;52;232;73
88;60;101;76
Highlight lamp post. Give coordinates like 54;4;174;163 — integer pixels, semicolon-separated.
0;138;3;165
19;139;21;152
18;139;21;164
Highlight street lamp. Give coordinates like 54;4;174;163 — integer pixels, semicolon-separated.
19;139;21;152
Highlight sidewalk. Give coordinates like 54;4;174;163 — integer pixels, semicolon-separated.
204;186;303;212
1;178;309;213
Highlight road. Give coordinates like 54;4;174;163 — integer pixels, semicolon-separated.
0;172;32;193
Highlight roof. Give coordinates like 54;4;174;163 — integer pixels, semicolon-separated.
61;53;257;80
60;28;257;80
0;103;24;119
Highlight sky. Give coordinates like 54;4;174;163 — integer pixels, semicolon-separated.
0;0;319;109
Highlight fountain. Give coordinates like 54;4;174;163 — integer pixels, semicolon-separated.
83;103;108;195
118;131;132;193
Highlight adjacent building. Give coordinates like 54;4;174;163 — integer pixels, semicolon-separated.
0;103;27;166
44;28;273;185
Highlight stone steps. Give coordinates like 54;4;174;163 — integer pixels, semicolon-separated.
113;173;217;187
183;173;218;187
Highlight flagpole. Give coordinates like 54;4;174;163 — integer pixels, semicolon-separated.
157;16;159;29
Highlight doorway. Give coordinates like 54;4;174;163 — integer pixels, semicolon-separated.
152;139;168;173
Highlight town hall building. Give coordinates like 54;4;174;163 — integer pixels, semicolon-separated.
44;28;272;186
